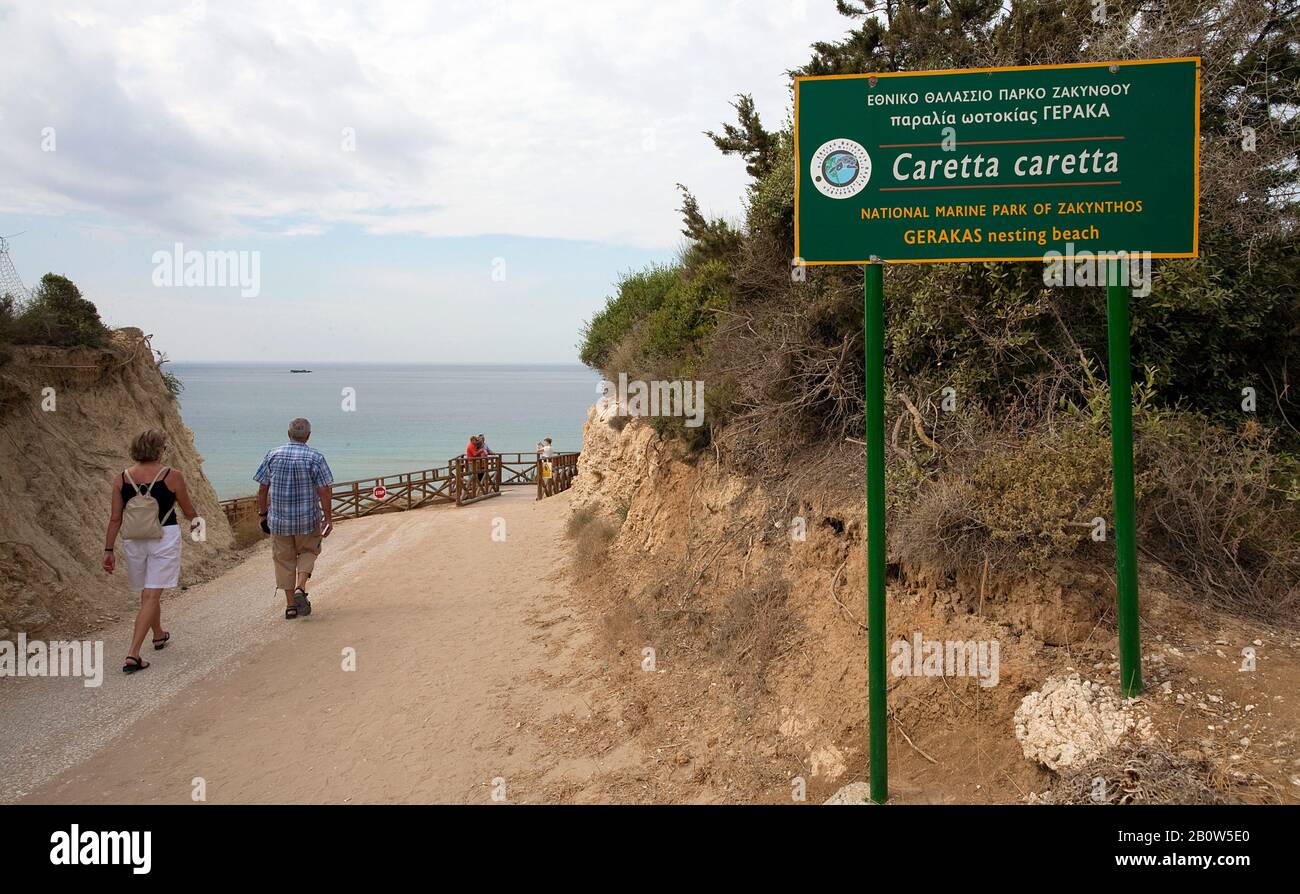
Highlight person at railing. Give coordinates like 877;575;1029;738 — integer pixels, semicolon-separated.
537;437;554;458
254;417;334;620
465;434;493;488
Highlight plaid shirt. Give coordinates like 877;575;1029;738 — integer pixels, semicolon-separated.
253;442;334;535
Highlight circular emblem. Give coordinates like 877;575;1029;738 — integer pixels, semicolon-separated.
372;485;387;500
810;139;872;199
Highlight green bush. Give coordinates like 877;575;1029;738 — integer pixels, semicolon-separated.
641;260;732;360
9;274;109;349
579;265;678;370
580;261;733;375
968;419;1117;563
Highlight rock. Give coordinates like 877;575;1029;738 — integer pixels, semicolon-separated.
1013;673;1153;772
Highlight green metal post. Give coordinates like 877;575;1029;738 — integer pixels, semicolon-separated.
864;261;888;802
1105;259;1143;698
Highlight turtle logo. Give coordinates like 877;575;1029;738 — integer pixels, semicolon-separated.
810;139;872;199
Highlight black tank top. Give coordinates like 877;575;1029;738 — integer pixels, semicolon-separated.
121;469;179;527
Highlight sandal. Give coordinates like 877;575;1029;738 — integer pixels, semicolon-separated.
122;656;150;674
285;605;299;619
152;632;170;650
294;589;312;617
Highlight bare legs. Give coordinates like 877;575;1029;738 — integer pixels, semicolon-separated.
284;571;311;606
127;588;164;660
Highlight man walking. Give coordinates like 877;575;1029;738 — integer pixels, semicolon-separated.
254;417;334;619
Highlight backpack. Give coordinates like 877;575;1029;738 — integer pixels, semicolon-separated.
121;467;176;540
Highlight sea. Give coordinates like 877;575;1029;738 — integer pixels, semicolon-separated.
171;363;603;499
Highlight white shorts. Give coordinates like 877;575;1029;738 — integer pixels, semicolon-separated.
122;526;182;591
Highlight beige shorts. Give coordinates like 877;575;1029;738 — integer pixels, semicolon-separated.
272;529;322;591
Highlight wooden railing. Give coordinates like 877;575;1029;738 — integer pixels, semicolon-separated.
450;454;502;505
536;452;579;500
219;449;577;534
483;452;541;487
332;466;459;516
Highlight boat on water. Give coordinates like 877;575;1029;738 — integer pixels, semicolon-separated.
289;369;312;373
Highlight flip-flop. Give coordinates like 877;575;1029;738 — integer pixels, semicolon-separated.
294;589;312;617
152;632;170;650
122;656;150;674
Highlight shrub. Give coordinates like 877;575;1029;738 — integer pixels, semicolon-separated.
10;274;109;348
968;419;1117;564
579;265;678;370
154;351;183;398
1136;414;1300;620
566;503;619;569
640;259;732;361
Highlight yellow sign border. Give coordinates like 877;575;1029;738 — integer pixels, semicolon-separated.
792;57;1201;265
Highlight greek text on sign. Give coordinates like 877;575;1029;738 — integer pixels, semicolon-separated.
794;58;1200;264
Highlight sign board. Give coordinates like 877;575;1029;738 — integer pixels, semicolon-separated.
794;58;1199;263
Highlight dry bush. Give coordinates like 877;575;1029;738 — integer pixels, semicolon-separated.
709;266;866;478
885;387;1116;573
566;504;619;570
1047;741;1279;805
890;476;1000;575
1137;416;1300;621
887;398;1300;622
709;572;794;701
603;324;657;383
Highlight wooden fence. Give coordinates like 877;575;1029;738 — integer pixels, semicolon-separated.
451;454;502;505
536;452;579;500
220;449;578;534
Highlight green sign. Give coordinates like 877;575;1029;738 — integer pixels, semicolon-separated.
795;58;1199;264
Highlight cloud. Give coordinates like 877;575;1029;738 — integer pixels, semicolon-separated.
0;0;847;247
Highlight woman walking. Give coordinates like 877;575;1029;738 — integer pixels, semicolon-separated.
102;429;200;674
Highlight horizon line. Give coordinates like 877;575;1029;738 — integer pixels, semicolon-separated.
169;359;593;366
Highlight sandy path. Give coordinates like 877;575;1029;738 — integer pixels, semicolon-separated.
1;488;612;804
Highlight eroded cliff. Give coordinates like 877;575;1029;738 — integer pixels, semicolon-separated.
0;329;235;637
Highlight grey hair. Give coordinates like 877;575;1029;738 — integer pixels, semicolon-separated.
288;418;312;441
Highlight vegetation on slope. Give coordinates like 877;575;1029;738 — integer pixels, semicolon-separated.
579;0;1300;619
1;273;110;359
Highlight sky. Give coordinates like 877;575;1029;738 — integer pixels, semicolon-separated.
0;0;850;362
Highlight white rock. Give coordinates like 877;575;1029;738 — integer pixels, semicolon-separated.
1013;674;1152;772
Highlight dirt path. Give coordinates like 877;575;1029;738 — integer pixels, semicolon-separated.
1;488;631;804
